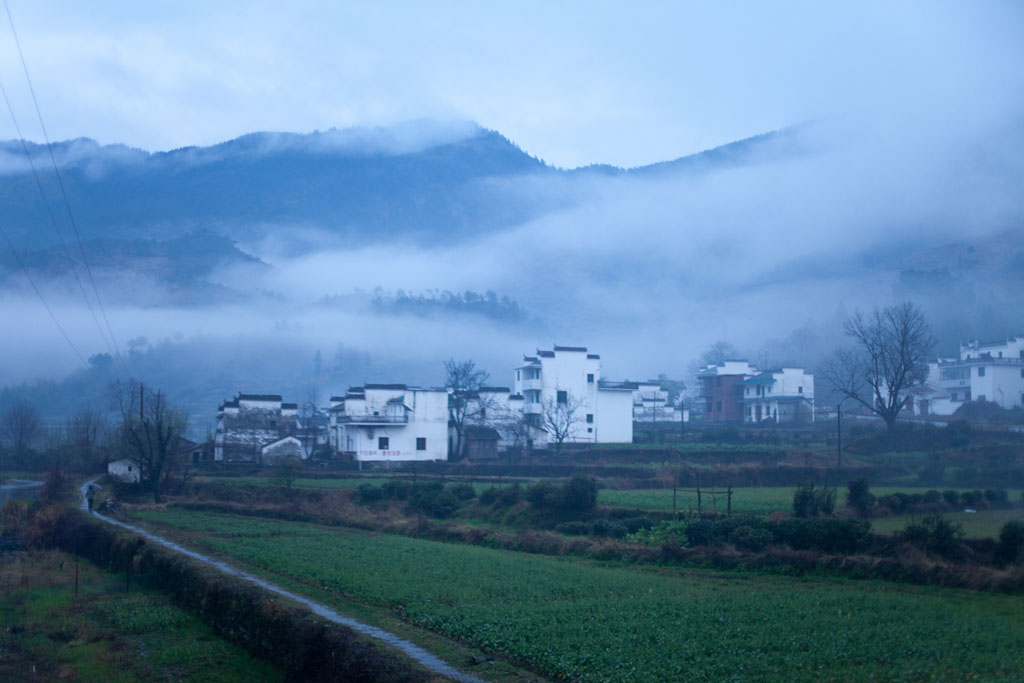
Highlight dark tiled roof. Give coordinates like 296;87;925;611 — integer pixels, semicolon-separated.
281;402;298;409
537;350;555;358
364;383;408;390
479;386;511;392
554;345;588;352
509;394;524;400
587;354;600;360
237;393;283;401
599;380;638;390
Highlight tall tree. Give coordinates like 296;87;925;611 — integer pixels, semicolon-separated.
110;380;188;502
0;399;41;469
822;302;934;431
444;359;490;459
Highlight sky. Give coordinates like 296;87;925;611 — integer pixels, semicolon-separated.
0;1;1020;168
1;1;1023;403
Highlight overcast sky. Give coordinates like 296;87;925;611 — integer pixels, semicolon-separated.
0;1;1020;168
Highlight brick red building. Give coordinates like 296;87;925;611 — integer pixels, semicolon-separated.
697;361;757;423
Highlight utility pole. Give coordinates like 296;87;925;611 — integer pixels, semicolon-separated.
836;400;843;469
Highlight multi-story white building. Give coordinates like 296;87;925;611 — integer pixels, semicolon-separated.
737;368;815;424
327;384;449;463
512;345;633;446
214;393;299;462
632;380;679;422
915;337;1024;416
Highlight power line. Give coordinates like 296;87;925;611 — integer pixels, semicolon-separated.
2;0;131;377
0;220;87;366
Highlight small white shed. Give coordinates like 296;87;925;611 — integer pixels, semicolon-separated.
107;458;141;483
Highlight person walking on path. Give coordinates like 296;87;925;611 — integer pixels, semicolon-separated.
86;484;96;512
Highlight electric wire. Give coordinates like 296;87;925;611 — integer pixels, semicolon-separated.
2;0;131;376
0;220;88;366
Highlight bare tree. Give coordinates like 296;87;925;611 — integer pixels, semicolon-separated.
542;393;587;455
444;359;490;460
822;302;934;431
1;400;41;469
110;380;188;502
299;388;323;460
64;407;108;472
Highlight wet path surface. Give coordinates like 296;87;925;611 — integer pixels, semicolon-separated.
79;481;482;682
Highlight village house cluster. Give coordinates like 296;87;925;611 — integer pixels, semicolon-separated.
107;333;1024;479
698;361;815;424
205;345;654;467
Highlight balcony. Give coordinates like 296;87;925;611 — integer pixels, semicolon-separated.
336;413;408;425
521;379;543;392
523;403;543;415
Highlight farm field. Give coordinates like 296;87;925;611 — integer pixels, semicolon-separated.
0;549;284;682
129;508;1024;682
600;486;1024;519
870;508;1024;539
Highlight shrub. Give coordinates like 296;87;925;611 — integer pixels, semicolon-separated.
728;525;773;552
560;476;598;512
448;483;476;501
960;491;982;507
554;521;590;536
846;478;875;517
997;521;1024;564
984;489;1008;505
621;516;653;534
794;483;836;518
901;514;963;558
355;484;384;504
941;489;960;506
589;519;628;539
923;490;942;504
409;485;460;518
1;499;28;535
478;487;499;505
381;480;413;500
772;518;870;554
497;483;522;506
525;481;559;507
877;493;905;514
685;518;715;547
41;467;72;504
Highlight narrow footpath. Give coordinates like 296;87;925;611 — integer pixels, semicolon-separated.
79;481;481;683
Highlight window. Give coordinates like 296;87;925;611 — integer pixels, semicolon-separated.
587;373;594;383
798;386;803;393
978;366;985;377
416;437;426;451
479;406;486;418
587;427;593;433
586;413;594;423
378;437;389;450
716;376;722;387
978;395;986;402
1020;368;1023;378
269;420;276;427
516;370;520;381
716;401;722;412
557;390;567;404
951;392;957;401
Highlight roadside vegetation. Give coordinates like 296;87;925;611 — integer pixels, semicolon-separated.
0;548;284;682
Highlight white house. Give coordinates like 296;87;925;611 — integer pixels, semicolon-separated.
633;380;679;422
214;393;300;462
328;384;449;463
512;345;633;447
261;436;303;463
107;457;141;483
914;336;1024;416
738;368;815;424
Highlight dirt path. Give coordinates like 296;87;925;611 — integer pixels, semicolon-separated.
79;481;482;682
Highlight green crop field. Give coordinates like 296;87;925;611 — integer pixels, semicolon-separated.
131;508;1024;682
0;549;283;682
870;508;1024;539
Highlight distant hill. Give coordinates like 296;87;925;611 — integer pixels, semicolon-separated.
0;122;795;252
